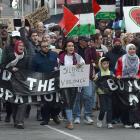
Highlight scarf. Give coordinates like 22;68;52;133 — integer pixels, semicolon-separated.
59;51;77;65
122;54;139;77
6;52;24;68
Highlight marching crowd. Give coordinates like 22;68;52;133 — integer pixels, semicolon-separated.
0;18;140;130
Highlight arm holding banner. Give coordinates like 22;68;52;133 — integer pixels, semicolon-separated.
115;57;122;79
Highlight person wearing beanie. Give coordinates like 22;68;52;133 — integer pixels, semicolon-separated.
105;38;126;125
115;43;140;129
106;38;126;73
95;57;114;129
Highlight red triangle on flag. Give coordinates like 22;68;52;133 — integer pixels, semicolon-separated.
58;6;79;35
92;0;101;15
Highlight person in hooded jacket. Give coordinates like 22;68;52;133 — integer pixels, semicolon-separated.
105;38;126;124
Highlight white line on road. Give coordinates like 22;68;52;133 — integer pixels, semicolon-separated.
46;125;84;140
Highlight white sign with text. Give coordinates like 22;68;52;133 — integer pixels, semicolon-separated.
60;65;90;88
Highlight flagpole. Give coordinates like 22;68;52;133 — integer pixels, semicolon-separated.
21;0;24;17
54;0;57;15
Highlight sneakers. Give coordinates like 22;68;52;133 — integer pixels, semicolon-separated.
84;116;94;125
124;125;132;128
134;123;140;129
65;123;74;130
107;123;113;129
74;117;80;124
16;124;24;129
97;120;103;128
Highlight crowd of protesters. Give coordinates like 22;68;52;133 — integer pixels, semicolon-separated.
0;18;140;130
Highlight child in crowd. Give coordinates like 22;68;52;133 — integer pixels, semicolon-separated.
95;57;114;129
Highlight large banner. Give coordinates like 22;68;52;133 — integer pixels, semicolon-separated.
25;6;50;27
60;65;90;88
0;68;59;103
123;6;140;33
96;76;140;108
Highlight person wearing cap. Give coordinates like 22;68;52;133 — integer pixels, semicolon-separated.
115;43;140;129
95;57;114;129
73;36;94;125
105;38;126;124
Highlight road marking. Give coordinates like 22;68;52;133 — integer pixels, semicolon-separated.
46;125;83;140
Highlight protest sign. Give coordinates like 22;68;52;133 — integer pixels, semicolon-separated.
123;6;140;33
60;65;90;88
25;6;50;27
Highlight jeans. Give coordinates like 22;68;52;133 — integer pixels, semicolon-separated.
65;109;73;122
98;94;112;123
73;80;96;118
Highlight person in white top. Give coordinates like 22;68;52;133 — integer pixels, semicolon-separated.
59;39;85;130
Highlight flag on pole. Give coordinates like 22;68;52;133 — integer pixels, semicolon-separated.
92;0;101;15
59;1;101;36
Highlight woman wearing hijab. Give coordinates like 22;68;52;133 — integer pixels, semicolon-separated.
116;43;140;129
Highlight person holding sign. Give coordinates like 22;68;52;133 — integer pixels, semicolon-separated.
116;43;140;129
59;39;85;130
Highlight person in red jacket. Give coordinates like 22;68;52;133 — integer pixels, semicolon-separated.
115;43;140;129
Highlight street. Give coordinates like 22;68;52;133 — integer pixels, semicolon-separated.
0;108;140;140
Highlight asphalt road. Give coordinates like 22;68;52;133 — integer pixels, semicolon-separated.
0;107;140;140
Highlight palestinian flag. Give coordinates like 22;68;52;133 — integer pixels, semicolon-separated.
59;0;101;37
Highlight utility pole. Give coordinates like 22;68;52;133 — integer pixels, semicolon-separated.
120;0;124;19
0;0;2;18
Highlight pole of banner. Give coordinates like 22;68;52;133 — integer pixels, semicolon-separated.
54;0;57;15
21;0;24;17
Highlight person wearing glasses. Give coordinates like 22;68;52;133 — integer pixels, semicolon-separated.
32;41;61;126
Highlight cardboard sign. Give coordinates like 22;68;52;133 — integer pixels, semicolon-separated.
25;6;50;27
60;65;90;88
123;6;140;33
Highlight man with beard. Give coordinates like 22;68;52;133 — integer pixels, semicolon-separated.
105;38;126;124
0;24;10;48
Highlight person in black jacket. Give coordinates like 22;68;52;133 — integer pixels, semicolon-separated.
105;38;126;124
4;40;29;129
32;41;61;125
1;31;21;123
